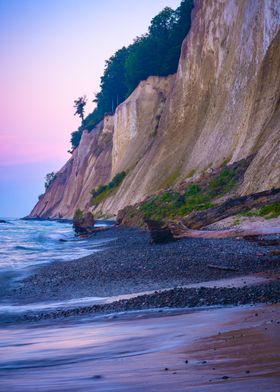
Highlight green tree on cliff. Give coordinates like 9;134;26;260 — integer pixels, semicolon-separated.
71;96;87;151
70;129;83;150
77;0;194;143
44;172;56;190
74;96;87;124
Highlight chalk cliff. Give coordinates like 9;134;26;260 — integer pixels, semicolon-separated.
29;0;280;219
29;76;173;218
30;117;114;218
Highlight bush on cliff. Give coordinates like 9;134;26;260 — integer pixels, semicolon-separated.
139;166;240;221
74;209;84;221
70;129;83;150
139;187;214;221
72;0;194;143
241;201;280;219
91;172;126;205
44;172;57;190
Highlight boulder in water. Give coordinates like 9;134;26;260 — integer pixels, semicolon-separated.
73;210;95;235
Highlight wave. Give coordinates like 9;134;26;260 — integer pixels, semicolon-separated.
0;219;112;271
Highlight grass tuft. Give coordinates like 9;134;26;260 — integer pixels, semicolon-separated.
240;202;280;220
91;172;126;205
139;166;241;221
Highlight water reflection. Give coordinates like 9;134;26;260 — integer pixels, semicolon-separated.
0;305;279;391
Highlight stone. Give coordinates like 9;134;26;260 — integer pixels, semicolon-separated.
269;249;280;256
145;219;175;244
73;211;95;235
92;375;102;380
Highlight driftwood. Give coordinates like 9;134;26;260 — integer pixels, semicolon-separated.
146;188;280;243
269;249;280;256
258;239;280;246
181;188;280;230
145;219;175;244
77;226;110;238
207;264;239;272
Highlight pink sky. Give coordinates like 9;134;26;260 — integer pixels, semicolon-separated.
0;0;180;166
0;0;180;216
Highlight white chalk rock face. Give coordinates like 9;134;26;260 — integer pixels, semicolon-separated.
99;0;280;215
29;116;114;219
29;0;280;219
111;75;175;176
121;0;280;199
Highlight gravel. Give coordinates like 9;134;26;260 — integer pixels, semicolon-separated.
19;281;280;323
2;226;280;323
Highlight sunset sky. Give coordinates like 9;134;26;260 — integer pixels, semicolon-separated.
0;0;180;217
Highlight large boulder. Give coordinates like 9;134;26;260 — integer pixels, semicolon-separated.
73;210;95;235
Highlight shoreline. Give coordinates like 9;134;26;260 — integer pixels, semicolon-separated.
12;280;279;323
1;303;279;391
1;224;280;390
1;226;280;324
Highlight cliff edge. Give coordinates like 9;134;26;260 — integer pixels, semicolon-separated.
29;0;280;219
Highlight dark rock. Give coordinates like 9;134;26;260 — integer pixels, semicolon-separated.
0;219;7;223
145;219;175;244
257;239;280;246
73;211;95;235
222;376;229;380
92;375;102;380
116;205;145;227
269;249;280;256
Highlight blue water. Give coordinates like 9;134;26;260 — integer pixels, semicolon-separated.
0;219;112;271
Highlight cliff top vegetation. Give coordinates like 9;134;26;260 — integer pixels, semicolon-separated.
71;0;194;149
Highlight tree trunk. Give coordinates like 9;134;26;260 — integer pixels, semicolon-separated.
181;188;280;230
145;219;175;244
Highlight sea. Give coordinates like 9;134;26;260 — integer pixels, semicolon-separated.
0;218;111;270
0;217;116;315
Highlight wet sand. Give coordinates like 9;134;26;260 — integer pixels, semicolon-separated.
0;304;279;391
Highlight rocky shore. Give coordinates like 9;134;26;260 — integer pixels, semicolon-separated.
17;280;279;323
2;226;279;323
